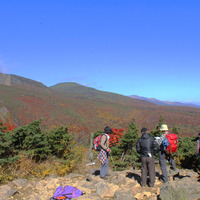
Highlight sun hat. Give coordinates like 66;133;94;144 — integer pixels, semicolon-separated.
160;124;168;131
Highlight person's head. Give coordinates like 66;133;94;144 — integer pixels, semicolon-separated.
104;126;113;134
141;127;149;134
160;124;168;133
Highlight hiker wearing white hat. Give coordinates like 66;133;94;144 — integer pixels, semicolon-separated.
156;124;178;183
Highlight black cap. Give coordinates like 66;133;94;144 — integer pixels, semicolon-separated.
104;126;113;133
141;128;148;133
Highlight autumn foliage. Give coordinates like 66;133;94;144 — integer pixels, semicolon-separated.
109;128;124;147
0;120;16;132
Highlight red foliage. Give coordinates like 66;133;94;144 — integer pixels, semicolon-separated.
109;128;124;147
0;120;16;132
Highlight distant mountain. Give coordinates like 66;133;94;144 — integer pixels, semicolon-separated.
129;95;200;108
50;82;147;104
0;73;48;91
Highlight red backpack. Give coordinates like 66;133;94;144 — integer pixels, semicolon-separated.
165;133;178;154
94;135;107;151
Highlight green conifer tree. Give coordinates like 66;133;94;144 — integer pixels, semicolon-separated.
111;118;140;170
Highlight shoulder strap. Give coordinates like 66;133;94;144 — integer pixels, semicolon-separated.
102;134;107;145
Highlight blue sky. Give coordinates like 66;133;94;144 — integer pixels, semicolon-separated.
0;0;200;104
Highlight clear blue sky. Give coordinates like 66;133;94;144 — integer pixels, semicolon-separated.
0;0;200;104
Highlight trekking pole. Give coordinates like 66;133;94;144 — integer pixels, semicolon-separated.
110;154;116;171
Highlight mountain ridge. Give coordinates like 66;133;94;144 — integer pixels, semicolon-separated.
1;73;199;109
1;73;200;138
0;73;48;91
129;95;200;108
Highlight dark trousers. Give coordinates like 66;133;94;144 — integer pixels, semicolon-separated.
141;157;155;187
159;150;176;182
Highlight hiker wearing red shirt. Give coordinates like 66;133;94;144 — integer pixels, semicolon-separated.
156;124;178;183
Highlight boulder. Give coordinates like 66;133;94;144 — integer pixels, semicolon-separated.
12;179;28;188
0;185;17;200
160;177;200;200
114;189;136;200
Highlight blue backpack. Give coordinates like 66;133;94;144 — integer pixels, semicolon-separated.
162;137;170;151
51;185;83;200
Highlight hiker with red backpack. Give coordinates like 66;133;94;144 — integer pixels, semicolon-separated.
156;124;179;183
97;126;112;180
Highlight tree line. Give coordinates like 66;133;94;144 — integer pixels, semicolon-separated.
0;118;199;183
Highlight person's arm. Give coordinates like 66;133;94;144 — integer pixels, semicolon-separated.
197;140;200;155
100;135;108;151
136;139;141;154
156;133;166;146
152;138;158;155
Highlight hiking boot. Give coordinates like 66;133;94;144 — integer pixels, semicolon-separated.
159;177;168;183
149;184;154;187
100;176;108;180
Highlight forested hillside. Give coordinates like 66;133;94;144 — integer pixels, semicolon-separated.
0;73;200;143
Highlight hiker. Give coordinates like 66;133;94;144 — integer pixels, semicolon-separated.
136;128;157;187
157;124;178;183
196;132;200;156
97;126;112;180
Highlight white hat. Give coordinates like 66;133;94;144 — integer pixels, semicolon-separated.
160;124;168;131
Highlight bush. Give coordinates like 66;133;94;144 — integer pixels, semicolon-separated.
0;120;83;183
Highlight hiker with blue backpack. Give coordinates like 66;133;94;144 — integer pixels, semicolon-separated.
97;126;112;180
156;124;179;183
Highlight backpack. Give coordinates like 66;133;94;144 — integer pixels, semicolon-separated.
162;133;178;154
51;185;83;200
94;134;107;151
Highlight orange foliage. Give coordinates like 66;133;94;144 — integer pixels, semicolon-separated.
109;128;124;147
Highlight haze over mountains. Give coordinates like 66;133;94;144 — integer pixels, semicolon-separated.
129;95;200;108
0;73;200;139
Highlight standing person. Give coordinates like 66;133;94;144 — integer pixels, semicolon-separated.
157;124;178;183
136;128;157;187
196;132;200;156
97;126;112;180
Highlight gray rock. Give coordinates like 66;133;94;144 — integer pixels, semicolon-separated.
0;185;17;199
114;189;136;200
12;179;28;188
160;177;200;200
82;181;96;189
74;193;103;199
86;174;103;183
64;173;85;179
111;174;126;185
96;182;110;195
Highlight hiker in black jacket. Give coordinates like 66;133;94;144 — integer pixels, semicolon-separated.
136;128;157;187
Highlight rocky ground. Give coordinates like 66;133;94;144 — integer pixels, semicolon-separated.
0;165;200;200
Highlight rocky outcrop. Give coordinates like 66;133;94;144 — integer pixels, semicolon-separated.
0;73;48;91
160;172;200;200
1;168;199;200
0;106;9;122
